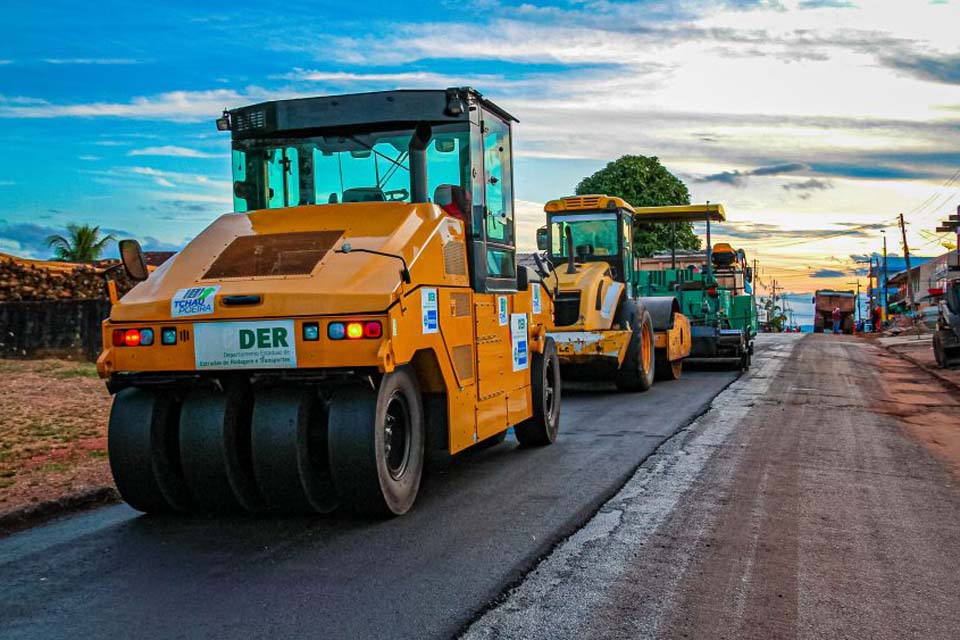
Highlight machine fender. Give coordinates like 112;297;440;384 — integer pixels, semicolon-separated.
639;296;681;332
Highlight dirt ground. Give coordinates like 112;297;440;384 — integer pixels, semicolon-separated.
0;359;112;517
874;345;960;478
468;334;960;639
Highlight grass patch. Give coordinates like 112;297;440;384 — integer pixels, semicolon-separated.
52;364;99;379
0;360;28;375
88;449;108;459
38;462;70;473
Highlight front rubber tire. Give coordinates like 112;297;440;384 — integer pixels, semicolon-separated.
328;369;425;516
515;338;561;447
615;310;656;392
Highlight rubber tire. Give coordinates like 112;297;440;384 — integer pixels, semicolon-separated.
843;315;854;335
179;386;263;514
615;310;656;392
515;338;561;447
327;369;425;517
251;388;338;514
108;388;192;514
654;351;683;381
934;331;947;368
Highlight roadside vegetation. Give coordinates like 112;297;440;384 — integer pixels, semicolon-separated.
576;154;701;257
0;359;111;515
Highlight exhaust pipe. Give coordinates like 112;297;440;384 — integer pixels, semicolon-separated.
565;226;577;274
409;123;432;204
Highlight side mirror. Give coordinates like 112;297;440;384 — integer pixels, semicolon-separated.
119;239;148;282
745;266;753;283
536;226;548;251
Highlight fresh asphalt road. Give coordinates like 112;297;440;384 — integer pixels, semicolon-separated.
0;360;742;639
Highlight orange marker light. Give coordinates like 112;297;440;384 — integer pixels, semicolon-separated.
346;322;364;339
124;329;141;347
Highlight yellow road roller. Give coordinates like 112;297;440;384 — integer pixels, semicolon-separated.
531;195;691;390
99;88;561;516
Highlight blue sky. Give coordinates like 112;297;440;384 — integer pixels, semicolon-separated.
1;0;959;295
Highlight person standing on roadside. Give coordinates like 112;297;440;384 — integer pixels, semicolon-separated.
832;306;842;334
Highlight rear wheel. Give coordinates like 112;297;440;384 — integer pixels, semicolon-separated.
934;331;948;367
615;310;656;392
178;385;263;514
515;338;561;446
328;369;425;516
251;388;338;514
654;351;682;381
108;388;192;514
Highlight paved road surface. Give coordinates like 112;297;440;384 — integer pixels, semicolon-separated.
0;354;740;639
468;334;960;640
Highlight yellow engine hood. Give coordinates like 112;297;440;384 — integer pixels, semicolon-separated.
112;202;467;322
555;261;611;290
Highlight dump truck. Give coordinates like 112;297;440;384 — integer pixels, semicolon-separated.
532;195;691;389
631;205;756;370
98;87;561;517
934;278;960;368
813;289;856;334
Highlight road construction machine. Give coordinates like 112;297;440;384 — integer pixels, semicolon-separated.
631;204;756;370
934;278;960;368
813;289;856;334
99;88;561;517
532;195;691;389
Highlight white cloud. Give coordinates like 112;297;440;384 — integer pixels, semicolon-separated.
78;155;101;161
128;145;224;158
0;89;251;122
42;58;145;65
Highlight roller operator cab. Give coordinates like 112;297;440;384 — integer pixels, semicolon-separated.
629;204;756;370
99;88;561;517
532;195;692;391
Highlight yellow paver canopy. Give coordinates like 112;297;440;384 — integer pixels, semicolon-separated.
632;203;726;224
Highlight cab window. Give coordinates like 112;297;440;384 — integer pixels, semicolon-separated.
483;114;514;277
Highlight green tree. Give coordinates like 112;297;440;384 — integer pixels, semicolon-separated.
762;298;787;332
46;224;116;262
575;155;701;257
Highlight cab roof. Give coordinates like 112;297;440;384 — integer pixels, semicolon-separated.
544;195;635;214
225;87;517;140
632;203;726;223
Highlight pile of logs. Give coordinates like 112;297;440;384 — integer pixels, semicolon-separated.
0;256;137;302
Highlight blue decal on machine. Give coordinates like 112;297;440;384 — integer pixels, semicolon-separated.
511;313;529;371
421;288;439;334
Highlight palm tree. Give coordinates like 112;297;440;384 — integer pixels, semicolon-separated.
46;224;117;262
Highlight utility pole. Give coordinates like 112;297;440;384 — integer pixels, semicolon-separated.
882;230;889;321
847;280;861;323
899;213;914;310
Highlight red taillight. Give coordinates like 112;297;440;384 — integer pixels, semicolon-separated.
363;321;382;339
124;329;141;347
112;330;125;347
707;287;718;297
